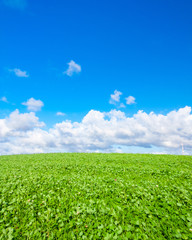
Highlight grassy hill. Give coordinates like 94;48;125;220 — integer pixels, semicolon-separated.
0;153;192;239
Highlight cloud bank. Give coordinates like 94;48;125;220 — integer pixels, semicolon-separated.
0;106;192;155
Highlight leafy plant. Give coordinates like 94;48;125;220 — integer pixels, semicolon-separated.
0;153;192;239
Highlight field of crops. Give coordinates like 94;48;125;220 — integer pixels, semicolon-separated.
0;153;192;239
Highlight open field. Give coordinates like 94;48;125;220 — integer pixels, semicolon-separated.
0;153;192;239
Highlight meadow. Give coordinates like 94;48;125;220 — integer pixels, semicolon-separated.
0;153;192;239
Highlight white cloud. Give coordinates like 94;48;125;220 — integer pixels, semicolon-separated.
10;68;29;77
0;109;44;139
56;112;65;116
1;106;192;155
0;110;48;155
0;97;8;103
64;60;81;77
109;90;122;105
22;98;44;111
126;96;136;105
6;109;45;131
119;103;126;108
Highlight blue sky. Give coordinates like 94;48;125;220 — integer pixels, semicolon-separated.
0;0;192;155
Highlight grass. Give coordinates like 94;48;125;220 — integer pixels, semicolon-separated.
0;153;192;239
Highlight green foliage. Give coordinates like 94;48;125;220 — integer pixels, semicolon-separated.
0;153;192;239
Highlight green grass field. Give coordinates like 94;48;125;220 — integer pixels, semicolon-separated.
0;153;192;239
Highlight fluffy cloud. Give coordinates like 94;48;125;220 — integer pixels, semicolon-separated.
109;90;122;105
64;60;81;76
56;112;65;116
6;109;45;131
0;109;44;139
0;110;52;155
0;106;192;155
22;98;44;111
126;96;136;105
119;103;126;108
0;97;8;103
10;68;29;77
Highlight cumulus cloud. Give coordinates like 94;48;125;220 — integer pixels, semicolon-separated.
1;106;192;155
64;60;81;76
0;109;52;155
56;112;65;116
10;68;29;77
126;96;136;105
0;109;44;140
109;90;122;105
0;97;8;103
6;109;45;131
22;98;44;111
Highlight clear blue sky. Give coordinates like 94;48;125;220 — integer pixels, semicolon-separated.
0;0;192;154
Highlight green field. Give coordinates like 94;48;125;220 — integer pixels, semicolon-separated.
0;153;192;239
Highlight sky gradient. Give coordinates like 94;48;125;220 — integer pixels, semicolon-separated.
0;0;192;155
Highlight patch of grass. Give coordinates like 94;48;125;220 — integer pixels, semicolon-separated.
0;153;192;239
